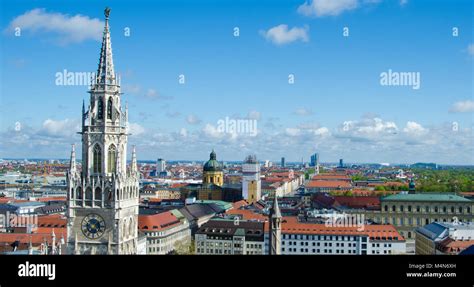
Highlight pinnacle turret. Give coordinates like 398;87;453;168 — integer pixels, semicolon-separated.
95;7;116;87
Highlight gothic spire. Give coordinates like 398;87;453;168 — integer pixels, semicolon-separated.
69;144;76;173
116;148;122;175
131;145;138;174
272;195;282;219
96;7;116;86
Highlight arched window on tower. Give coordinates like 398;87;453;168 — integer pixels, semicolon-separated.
85;187;92;207
108;145;117;173
97;97;104;120
107;97;113;120
93;145;102;174
94;187;102;206
105;188;112;207
76;187;82;205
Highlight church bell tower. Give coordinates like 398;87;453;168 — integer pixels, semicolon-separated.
66;7;140;255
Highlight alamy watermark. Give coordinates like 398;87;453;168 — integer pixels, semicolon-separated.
18;261;55;281
323;212;365;231
217;117;258;137
55;69;95;86
0;211;38;232
380;69;421;90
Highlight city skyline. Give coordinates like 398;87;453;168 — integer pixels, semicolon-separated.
1;0;473;164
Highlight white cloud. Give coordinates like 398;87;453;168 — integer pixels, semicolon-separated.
134;88;172;101
123;84;141;95
144;89;159;99
313;127;330;136
1;115;473;165
248;110;261;120
449;100;474;113
294;108;313;116
5;8;103;44
468;44;474;57
202;124;223;139
129;123;145;136
403;121;427;135
342;117;398;136
297;0;358;17
399;0;408;6
260;24;309;45
285;128;302;136
186;114;202;125
179;128;188;138
40;119;80;138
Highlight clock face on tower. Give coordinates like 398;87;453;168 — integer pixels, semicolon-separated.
81;214;106;239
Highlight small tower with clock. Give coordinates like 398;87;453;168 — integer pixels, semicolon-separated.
66;7;140;255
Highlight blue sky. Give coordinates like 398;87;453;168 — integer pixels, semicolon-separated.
0;0;473;164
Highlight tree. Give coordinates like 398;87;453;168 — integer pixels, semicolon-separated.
172;239;195;255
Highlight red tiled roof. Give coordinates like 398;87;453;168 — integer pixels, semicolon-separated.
138;212;181;231
37;197;66;202
226;208;267;221
0;230;66;245
170;183;189;188
306;180;352;188
438;238;474;253
264;217;404;241
232;200;248;209
37;214;67;228
0;198;29;204
334;196;381;209
263;177;286;183
311;174;351;181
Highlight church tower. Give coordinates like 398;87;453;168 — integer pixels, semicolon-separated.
202;150;224;186
242;155;261;204
268;196;282;255
66;7;140;255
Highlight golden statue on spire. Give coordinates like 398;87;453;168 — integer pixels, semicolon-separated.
104;7;111;19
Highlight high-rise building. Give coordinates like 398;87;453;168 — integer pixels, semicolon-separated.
66;8;140;255
310;153;320;174
156;158;166;173
281;157;285;168
242;155;261;204
339;159;344;168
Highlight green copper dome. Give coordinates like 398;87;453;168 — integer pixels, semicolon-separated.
203;150;222;172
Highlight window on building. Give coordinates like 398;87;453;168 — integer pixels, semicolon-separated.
76;187;82;199
107;97;113;120
108;145;117;173
97;97;104;120
94;187;101;204
93;145;102;173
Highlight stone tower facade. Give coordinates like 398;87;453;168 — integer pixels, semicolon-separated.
269;196;282;255
242;155;261;204
66;7;140;255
